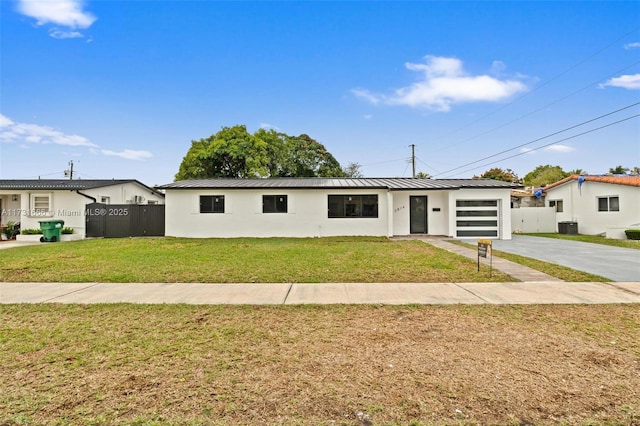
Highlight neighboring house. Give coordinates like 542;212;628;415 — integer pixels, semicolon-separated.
542;175;640;238
0;179;165;238
158;178;515;239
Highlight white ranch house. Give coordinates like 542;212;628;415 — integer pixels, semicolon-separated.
0;179;165;238
159;178;515;239
542;174;640;239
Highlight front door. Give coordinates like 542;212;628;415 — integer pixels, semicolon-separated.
410;196;428;234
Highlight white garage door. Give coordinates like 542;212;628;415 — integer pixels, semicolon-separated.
455;200;499;238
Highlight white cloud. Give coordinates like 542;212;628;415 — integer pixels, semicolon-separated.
599;74;640;90
1;114;152;161
101;149;153;160
545;144;574;153
0;114;14;127
624;42;640;50
351;89;381;105
49;28;84;39
353;56;528;111
363;114;373;120
0;114;97;147
17;0;96;39
17;0;96;28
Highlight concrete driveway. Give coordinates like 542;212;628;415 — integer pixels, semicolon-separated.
490;235;640;282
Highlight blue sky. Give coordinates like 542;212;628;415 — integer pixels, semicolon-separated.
1;1;639;186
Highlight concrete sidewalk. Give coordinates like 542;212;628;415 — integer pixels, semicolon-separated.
1;281;639;305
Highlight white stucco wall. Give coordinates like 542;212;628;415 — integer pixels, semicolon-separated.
164;189;391;238
85;182;165;205
545;181;640;236
0;190;87;233
165;187;513;239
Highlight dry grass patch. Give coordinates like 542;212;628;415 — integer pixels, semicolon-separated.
1;304;639;425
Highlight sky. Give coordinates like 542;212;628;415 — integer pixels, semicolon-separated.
1;0;639;186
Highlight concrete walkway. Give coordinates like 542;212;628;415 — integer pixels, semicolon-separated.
419;237;562;282
1;281;639;305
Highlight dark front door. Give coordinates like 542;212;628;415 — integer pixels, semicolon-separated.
410;196;428;234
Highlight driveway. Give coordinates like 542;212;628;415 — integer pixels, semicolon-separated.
490;235;640;282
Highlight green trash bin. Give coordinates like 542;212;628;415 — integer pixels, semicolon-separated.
39;220;65;242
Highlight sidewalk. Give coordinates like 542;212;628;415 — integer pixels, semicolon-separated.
1;281;639;305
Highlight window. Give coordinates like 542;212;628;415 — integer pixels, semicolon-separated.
549;200;563;212
31;194;51;214
200;195;225;213
328;195;378;218
456;210;497;217
598;196;619;212
101;196;111;204
263;195;288;213
456;200;497;207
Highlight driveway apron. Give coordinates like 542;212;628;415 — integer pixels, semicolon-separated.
491;235;640;282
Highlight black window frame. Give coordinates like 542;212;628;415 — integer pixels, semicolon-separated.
263;195;288;213
328;195;379;218
200;195;225;213
598;196;619;212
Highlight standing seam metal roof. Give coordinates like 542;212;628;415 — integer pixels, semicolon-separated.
158;178;516;190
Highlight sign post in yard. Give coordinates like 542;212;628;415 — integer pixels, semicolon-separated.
477;239;493;277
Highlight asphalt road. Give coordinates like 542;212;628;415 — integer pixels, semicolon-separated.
490;235;640;282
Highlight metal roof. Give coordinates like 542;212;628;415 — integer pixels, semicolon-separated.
0;179;165;196
158;178;516;191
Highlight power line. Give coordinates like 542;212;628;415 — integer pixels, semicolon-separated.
434;102;640;177
433;60;640;152
429;25;640;147
444;114;640;177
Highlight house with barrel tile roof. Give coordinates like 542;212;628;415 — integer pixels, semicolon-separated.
542;175;640;238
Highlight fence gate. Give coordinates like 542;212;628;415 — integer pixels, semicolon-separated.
85;203;165;238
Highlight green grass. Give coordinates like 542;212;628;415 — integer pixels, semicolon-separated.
449;241;610;282
0;236;515;283
523;233;640;250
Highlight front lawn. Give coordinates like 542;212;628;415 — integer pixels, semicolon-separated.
0;237;517;283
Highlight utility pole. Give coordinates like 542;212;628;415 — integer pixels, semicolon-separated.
409;144;415;178
64;160;74;180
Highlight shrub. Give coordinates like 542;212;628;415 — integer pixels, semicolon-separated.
624;229;640;240
61;227;74;234
3;221;20;239
21;228;43;235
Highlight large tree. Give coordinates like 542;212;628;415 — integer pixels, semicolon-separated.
474;167;521;183
176;126;345;180
523;164;569;187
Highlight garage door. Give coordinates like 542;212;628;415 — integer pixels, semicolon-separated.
455;200;499;238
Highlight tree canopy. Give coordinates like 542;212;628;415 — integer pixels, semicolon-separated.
175;126;345;180
608;165;630;175
523;164;569;187
474;168;521;183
